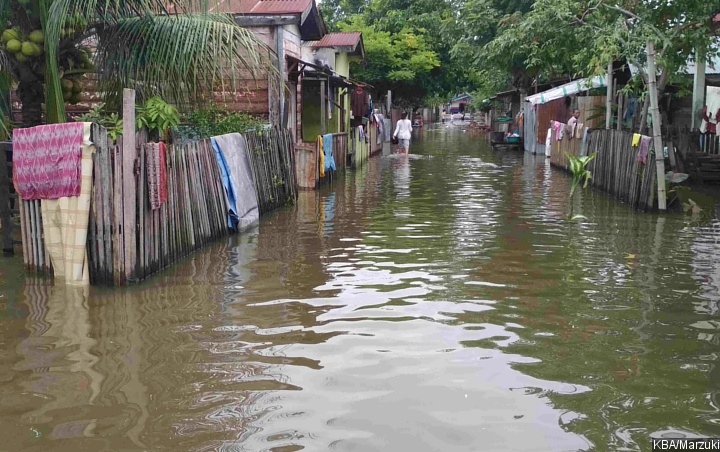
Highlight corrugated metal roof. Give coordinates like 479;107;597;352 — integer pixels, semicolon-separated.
187;0;309;14
311;32;361;48
213;0;312;15
687;56;720;75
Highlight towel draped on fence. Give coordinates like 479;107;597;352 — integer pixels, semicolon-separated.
39;123;95;285
323;134;336;171
211;133;259;232
146;142;168;210
12;122;85;200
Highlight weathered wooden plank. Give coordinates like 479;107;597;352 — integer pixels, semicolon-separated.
102;136;113;285
19;200;29;269
138;143;147;280
113;137;125;285
122;89;137;282
0;143;13;255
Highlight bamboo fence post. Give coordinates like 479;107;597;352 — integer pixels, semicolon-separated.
102;136;113;284
606;62;613;129
617;91;624;131
646;41;667;211
138;143;146;279
18;198;28;269
113;137;124;285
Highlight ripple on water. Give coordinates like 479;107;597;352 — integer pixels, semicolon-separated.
3;129;720;451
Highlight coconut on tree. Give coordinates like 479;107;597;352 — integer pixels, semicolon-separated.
0;0;277;127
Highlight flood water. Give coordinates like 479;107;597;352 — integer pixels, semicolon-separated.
2;124;720;451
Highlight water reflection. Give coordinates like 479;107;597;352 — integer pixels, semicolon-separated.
1;127;720;450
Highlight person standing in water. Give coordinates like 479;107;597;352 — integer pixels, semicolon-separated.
393;112;413;155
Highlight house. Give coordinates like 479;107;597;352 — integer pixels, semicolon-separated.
301;32;365;139
523;76;608;155
674;43;720;130
489;89;521;138
208;0;327;143
447;93;472;115
299;31;374;169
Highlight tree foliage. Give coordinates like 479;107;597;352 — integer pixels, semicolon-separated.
331;0;479;106
455;0;720;102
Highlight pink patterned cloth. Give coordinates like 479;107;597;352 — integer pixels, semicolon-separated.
637;136;652;164
12;123;85;200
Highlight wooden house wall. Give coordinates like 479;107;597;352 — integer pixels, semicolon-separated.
12;26;280;123
536;98;571;145
577;95;607;129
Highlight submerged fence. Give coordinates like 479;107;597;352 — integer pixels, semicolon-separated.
18;124;296;285
550;126;659;212
0;142;18;255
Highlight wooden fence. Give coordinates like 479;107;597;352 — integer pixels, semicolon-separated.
17;125;296;285
550;127;659;212
245;128;297;214
662;127;720;184
586;129;658;212
699;133;719;155
0;141;19;256
548;123;583;169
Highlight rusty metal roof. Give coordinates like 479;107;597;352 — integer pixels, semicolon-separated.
311;32;361;48
211;0;312;15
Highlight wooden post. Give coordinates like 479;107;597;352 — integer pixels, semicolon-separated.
606;62;613;130
646;41;667;211
122;88;137;281
320;79;326;136
691;52;706;131
617;91;624;131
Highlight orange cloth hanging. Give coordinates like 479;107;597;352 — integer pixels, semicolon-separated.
317;136;325;178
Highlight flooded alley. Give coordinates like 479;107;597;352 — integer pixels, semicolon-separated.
2;125;720;451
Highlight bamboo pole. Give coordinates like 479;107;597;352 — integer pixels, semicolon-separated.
646;41;667;211
606;62;613;129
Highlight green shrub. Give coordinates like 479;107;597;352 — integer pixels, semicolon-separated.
75;104;123;142
136;97;180;141
176;103;265;141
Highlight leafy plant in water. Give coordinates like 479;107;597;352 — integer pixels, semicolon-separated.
75;104;123;142
136;97;180;141
566;152;597;220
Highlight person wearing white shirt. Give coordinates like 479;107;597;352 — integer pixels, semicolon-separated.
568;109;580;128
393;112;413;155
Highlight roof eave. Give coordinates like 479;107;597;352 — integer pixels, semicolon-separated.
299;1;326;41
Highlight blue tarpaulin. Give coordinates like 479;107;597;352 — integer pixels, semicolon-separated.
211;133;259;232
211;138;239;229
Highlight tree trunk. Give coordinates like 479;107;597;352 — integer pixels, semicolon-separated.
17;75;44;127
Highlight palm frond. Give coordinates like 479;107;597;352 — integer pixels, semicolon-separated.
42;0;277;120
94;13;277;108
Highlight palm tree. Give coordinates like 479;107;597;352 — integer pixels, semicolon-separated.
0;0;276;127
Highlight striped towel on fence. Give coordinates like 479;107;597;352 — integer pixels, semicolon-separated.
146;142;168;210
12;122;85;200
40;122;94;285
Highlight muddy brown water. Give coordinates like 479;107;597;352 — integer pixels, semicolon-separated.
2;124;720;451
